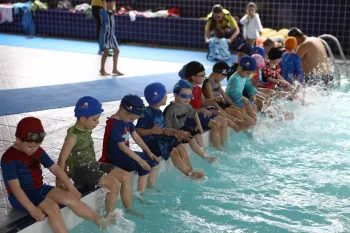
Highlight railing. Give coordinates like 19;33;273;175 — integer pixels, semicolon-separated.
318;34;350;86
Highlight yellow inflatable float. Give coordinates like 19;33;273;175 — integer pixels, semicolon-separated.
256;28;289;47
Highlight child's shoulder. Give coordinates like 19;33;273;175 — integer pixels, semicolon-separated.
1;146;45;163
163;102;177;114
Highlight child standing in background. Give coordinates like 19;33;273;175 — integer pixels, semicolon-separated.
99;0;123;76
240;2;263;46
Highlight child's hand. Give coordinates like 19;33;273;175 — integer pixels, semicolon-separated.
181;131;193;142
56;178;68;190
137;159;151;171
215;96;224;102
241;97;250;105
69;187;82;200
205;39;211;44
196;125;204;134
202;109;212;117
151;124;164;135
148;152;160;163
250;95;257;103
29;207;46;222
174;130;183;141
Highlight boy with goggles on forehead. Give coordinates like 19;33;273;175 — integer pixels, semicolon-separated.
1;117;115;232
163;79;215;163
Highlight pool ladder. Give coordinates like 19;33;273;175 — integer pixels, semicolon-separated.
317;34;350;86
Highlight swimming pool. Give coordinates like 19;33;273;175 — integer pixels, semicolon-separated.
70;85;350;233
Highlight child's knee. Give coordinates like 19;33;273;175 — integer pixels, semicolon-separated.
42;199;61;216
209;119;220;130
106;178;120;193
216;116;228;127
119;170;131;184
60;191;80;206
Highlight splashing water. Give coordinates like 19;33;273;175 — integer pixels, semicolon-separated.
70;87;350;233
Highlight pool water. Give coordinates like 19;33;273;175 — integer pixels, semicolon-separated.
70;87;350;233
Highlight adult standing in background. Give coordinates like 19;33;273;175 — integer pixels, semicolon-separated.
91;0;104;54
204;5;240;46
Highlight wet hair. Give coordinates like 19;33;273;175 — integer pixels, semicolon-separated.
210;4;224;31
215;29;225;39
247;2;257;9
288;27;304;37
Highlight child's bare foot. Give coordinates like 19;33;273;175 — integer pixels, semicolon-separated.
284;112;294;121
99;213;118;229
205;156;219;163
189;170;205;180
100;70;110;76
126;208;145;219
112;70;124;76
135;192;154;205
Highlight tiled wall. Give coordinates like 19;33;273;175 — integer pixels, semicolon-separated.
0;0;349;54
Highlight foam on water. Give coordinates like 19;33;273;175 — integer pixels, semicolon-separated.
70;86;350;233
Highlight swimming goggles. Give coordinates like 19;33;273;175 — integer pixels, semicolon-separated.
123;101;145;112
213;69;230;75
23;132;46;143
179;93;193;99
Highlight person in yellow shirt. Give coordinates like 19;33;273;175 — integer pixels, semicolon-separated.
204;5;240;45
91;0;104;54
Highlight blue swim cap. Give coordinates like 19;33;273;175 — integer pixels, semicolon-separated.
74;96;104;118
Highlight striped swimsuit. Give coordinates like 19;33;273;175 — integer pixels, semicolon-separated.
99;9;118;50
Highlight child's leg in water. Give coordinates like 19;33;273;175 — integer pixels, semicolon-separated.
170;146;205;179
37;198;69;233
107;169;144;219
212;109;244;132
242;104;257;120
46;188;116;230
100;48;110;75
228;105;255;125
112;46;124;76
188;137;206;159
208;119;222;149
97;174;120;215
147;165;159;189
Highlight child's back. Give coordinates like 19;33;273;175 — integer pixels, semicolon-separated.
208;38;231;61
280;52;304;84
208;29;231;61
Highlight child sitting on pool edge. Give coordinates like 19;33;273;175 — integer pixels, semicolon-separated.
163;79;211;161
100;94;159;199
1;117;116;232
136;82;205;182
225;56;258;122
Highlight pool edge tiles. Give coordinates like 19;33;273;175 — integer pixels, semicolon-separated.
17;128;228;233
